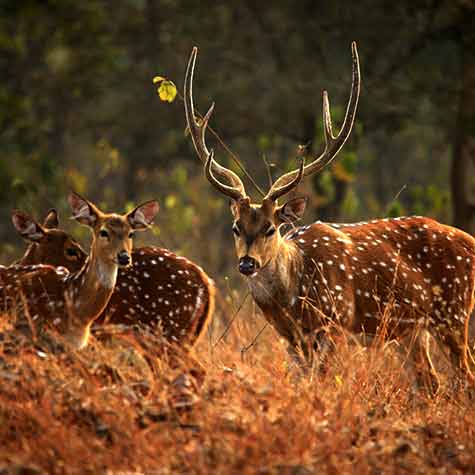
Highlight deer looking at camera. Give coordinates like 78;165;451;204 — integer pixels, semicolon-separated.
11;209;215;349
185;43;475;387
0;193;159;349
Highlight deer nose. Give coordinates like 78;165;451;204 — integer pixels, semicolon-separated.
239;256;259;276
117;251;131;267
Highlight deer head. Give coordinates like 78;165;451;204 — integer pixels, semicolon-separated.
227;193;309;275
184;43;360;276
68;192;159;273
12;208;87;272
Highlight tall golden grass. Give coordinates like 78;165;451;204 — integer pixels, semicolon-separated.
0;300;474;475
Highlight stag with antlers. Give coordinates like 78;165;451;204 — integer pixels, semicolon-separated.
184;43;475;388
0;193;159;349
10;208;215;349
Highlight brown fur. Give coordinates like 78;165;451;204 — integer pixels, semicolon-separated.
13;213;215;350
232;198;475;385
19;229;86;272
99;247;215;349
12;209;86;273
1;195;158;349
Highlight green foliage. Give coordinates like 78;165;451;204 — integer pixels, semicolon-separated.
386;200;406;218
409;184;450;218
315;171;335;204
340;151;358;177
341;188;360;217
257;134;271;151
1;0;472;276
333;151;357;183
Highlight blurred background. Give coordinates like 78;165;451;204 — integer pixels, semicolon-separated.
1;0;474;296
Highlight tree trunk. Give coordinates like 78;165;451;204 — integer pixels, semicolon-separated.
451;7;475;233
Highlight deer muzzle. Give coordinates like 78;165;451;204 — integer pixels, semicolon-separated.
117;250;131;267
239;256;259;276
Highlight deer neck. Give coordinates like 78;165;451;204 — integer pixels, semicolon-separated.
248;237;303;310
65;246;118;347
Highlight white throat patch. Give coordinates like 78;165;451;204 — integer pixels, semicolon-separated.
96;259;118;289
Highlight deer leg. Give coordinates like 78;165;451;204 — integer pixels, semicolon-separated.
411;329;441;396
312;329;336;373
463;312;475;378
284;328;335;378
285;344;308;373
441;328;475;387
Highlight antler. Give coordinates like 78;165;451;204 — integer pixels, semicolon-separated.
268;41;361;195
184;47;246;194
205;150;246;201
265;158;305;202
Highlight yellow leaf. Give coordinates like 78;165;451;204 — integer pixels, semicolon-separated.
165;194;177;208
335;375;343;386
158;80;177;103
152;75;166;84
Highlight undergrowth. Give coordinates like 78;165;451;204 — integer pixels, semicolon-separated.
0;309;474;475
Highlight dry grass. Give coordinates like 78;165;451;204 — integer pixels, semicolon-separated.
0;304;475;475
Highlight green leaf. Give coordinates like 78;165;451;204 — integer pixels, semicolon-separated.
386;200;405;218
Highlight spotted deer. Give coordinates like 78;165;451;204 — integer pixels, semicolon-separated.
185;43;475;387
11;209;215;349
11;208;87;272
0;193;159;349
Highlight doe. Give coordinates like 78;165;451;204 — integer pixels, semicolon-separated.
11;208;215;349
1;192;158;349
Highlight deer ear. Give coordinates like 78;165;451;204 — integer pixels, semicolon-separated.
229;200;239;219
11;210;45;242
43;208;59;229
127;200;159;230
275;196;308;224
68;192;100;227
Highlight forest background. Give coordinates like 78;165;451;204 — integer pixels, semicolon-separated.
1;0;475;294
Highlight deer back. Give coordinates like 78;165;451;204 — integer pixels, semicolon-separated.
99;247;215;348
0;264;73;336
283;216;475;338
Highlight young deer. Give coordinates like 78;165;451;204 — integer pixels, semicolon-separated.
11;210;215;349
185;44;475;386
11;208;87;272
1;193;159;349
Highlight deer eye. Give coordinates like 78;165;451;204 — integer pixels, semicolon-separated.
265;226;276;237
232;224;240;237
99;229;109;239
128;231;135;238
66;248;79;258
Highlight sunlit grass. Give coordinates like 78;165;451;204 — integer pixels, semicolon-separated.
0;305;474;474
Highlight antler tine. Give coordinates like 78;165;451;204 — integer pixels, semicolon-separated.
184;47;211;163
205;150;246;201
268;41;361;194
265;158;305;202
184;47;246;192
